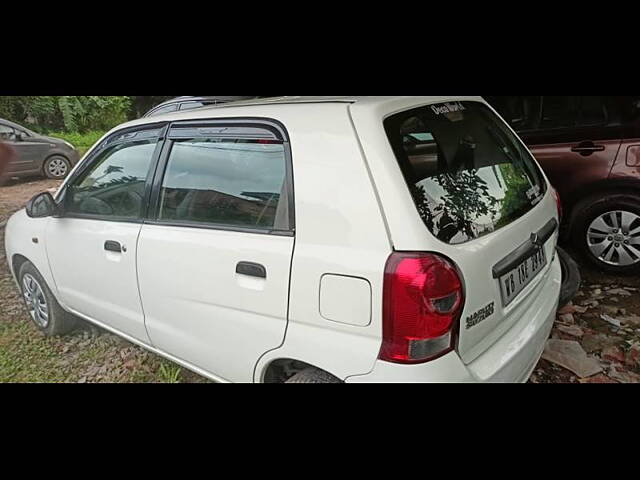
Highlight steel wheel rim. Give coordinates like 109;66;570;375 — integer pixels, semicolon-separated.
48;158;67;177
587;210;640;266
22;274;49;328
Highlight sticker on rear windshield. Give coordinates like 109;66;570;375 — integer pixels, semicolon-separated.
430;102;466;116
465;301;495;330
526;185;542;204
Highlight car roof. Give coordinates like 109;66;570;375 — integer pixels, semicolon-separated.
153;96;260;108
119;96;487;132
0;118;29;131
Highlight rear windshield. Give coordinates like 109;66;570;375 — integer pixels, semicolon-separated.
385;101;547;245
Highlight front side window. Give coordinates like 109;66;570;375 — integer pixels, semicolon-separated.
66;136;158;219
158;138;289;230
0;124;16;141
385;101;547;245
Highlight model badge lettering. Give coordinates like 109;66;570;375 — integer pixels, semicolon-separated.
465;302;495;330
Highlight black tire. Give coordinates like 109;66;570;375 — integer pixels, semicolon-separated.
285;368;342;384
570;192;640;275
43;155;71;179
18;261;77;336
557;246;581;308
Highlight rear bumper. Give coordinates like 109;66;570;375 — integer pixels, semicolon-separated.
346;254;561;383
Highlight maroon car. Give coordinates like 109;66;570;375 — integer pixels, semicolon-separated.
485;96;640;275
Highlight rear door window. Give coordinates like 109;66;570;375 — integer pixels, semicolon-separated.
485;96;542;132
385;101;547;245
157;137;290;231
540;96;580;129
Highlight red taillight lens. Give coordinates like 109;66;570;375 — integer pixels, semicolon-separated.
551;187;562;222
380;252;464;364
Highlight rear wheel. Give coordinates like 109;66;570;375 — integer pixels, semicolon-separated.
285;367;341;383
571;193;640;275
18;261;77;336
44;155;71;179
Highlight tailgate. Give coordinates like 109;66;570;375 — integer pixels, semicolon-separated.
452;196;559;363
380;99;559;364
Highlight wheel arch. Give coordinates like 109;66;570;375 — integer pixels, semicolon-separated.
565;178;640;233
258;357;342;383
11;253;30;280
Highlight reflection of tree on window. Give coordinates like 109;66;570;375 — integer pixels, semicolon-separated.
411;170;499;244
386;101;546;245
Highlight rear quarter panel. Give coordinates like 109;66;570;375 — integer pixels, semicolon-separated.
253;103;393;381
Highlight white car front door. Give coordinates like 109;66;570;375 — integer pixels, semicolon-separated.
46;126;165;343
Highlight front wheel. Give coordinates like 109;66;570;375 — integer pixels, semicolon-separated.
44;155;71;179
571;193;640;275
18;261;77;336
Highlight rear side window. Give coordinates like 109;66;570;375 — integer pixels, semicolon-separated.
158;139;289;231
385;101;547;245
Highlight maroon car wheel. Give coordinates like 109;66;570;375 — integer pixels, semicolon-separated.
572;193;640;275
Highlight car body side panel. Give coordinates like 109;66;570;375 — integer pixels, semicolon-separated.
529;139;622;207
4;211;59;295
254;103;393;381
610;139;640;183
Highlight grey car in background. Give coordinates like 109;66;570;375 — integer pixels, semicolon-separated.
0;119;80;179
143;96;262;117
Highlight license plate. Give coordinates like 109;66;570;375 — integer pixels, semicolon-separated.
499;247;547;307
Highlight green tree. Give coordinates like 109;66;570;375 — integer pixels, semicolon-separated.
0;96;134;133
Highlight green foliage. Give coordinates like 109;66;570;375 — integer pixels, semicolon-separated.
412;171;499;243
0;96;132;133
158;362;182;383
48;130;106;149
495;163;532;229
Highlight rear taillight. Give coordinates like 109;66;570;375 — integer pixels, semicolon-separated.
551;187;562;222
380;252;465;364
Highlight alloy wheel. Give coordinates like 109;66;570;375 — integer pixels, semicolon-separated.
22;273;49;328
586;210;640;266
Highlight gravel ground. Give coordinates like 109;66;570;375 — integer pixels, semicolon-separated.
1;177;639;383
530;246;640;383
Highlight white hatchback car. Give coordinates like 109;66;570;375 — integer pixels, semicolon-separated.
5;96;576;383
